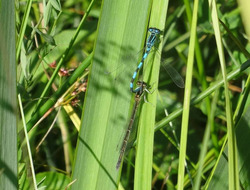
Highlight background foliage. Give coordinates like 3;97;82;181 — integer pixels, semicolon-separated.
0;0;249;189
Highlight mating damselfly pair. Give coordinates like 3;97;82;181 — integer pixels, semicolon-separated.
116;27;184;169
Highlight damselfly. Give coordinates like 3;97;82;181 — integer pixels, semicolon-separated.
130;28;161;93
116;81;150;169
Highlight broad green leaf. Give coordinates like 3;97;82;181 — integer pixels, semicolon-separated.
0;0;17;189
71;0;154;189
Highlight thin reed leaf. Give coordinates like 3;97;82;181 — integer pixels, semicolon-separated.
177;0;199;189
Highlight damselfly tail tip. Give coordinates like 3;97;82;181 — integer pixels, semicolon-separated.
116;161;121;170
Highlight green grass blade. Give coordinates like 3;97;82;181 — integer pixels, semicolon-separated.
219;20;250;59
18;94;38;190
71;0;153;189
0;0;17;189
134;0;169;189
184;0;211;115
209;0;240;189
234;75;250;125
177;0;199;189
16;0;33;62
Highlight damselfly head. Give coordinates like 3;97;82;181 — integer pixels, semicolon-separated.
136;81;147;88
148;27;161;34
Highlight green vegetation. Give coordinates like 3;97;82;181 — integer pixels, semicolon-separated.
0;0;249;189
